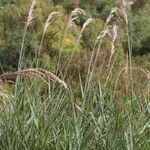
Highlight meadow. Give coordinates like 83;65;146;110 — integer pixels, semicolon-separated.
0;0;149;149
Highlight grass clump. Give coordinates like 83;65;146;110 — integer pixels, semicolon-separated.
0;0;149;149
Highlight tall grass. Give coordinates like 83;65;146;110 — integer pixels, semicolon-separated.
0;0;149;149
15;0;37;96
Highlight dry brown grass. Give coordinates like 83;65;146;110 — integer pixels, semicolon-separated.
26;0;36;27
0;68;68;89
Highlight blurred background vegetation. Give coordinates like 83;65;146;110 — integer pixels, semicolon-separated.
0;0;149;73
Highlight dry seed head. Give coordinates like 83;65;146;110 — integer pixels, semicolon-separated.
0;68;68;89
120;0;126;7
120;0;133;24
68;8;86;29
46;12;61;26
97;25;118;55
120;8;128;24
78;18;93;41
126;1;134;7
37;68;68;89
44;12;60;34
71;8;86;17
97;26;111;40
68;16;78;28
106;7;120;24
120;0;134;8
107;24;118;43
81;18;93;33
108;24;118;55
26;0;36;27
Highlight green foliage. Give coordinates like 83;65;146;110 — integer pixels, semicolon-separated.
131;2;150;55
0;0;80;72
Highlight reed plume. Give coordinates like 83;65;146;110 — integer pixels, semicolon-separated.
26;0;37;27
0;68;68;89
36;11;60;67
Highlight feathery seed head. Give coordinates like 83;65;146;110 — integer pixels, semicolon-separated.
68;8;86;29
26;0;36;27
68;16;78;28
44;12;60;34
0;69;68;89
78;18;93;41
97;25;118;55
107;24;118;43
120;8;128;24
81;18;93;33
46;12;61;24
71;8;86;17
108;24;118;55
120;0;133;24
106;7;120;24
120;0;134;8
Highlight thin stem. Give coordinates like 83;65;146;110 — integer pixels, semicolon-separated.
126;23;133;97
15;25;28;96
36;31;45;68
104;54;117;87
84;39;103;95
56;15;71;74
